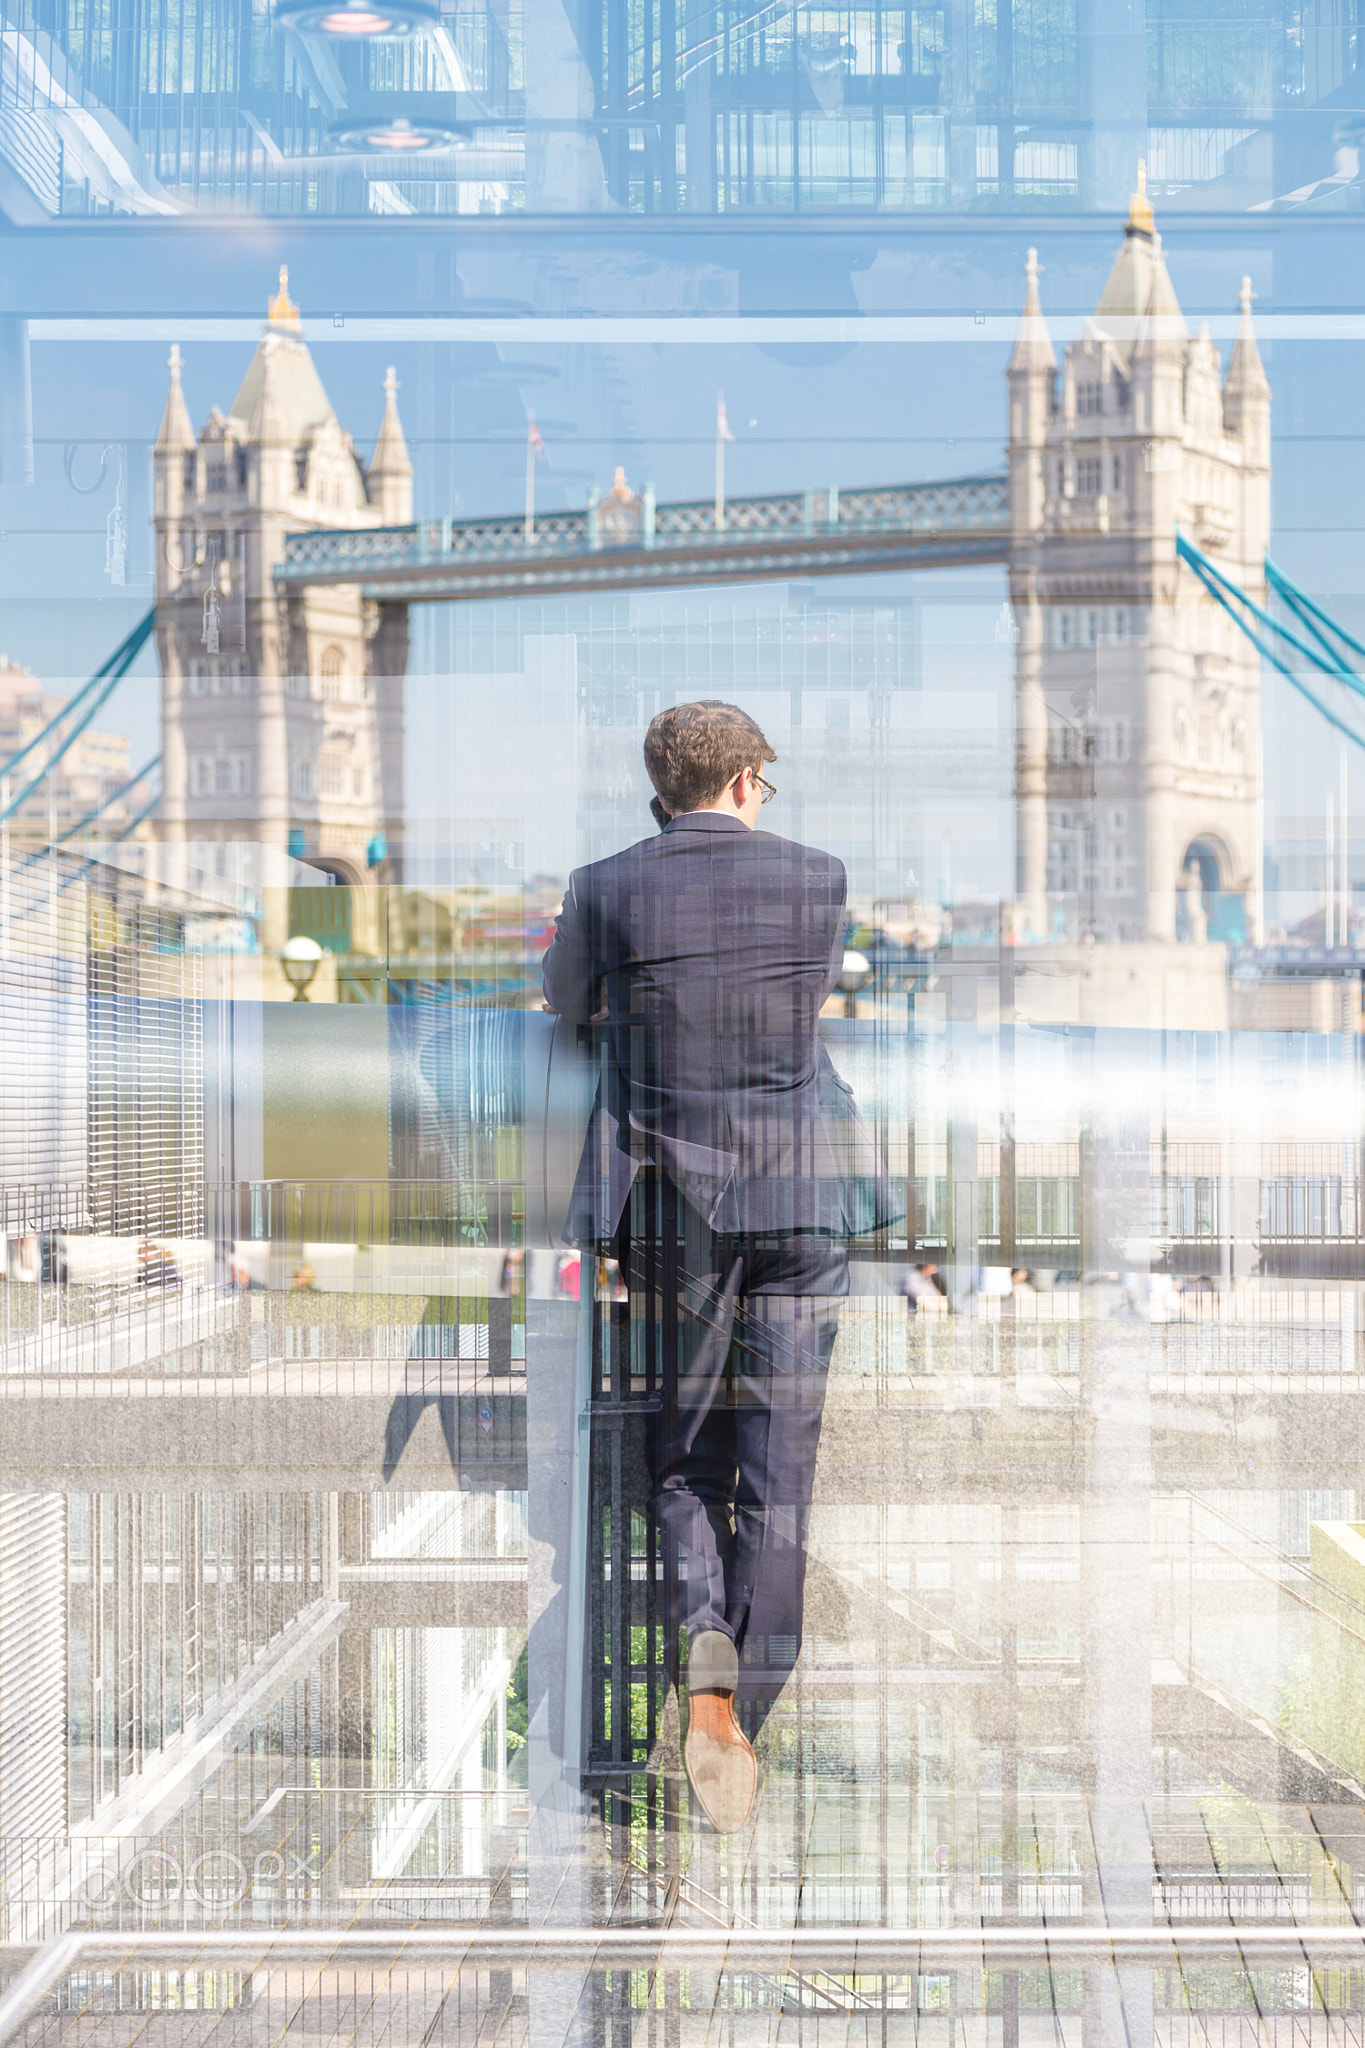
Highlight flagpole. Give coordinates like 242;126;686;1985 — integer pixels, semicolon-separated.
715;390;725;534
525;413;536;543
1342;745;1350;948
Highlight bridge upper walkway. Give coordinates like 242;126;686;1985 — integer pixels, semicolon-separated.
275;473;1012;603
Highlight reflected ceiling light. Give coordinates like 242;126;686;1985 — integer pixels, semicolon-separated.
331;114;463;150
275;0;439;36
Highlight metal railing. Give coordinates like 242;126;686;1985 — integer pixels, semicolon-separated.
0;1794;528;1943
0;1178;532;1381
13;1164;1365;1382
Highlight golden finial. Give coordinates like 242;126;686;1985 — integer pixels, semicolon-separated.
1127;159;1154;237
267;266;300;328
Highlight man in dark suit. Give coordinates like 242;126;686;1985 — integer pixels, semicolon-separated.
542;700;893;1832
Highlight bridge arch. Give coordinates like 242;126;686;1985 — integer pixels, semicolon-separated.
308;854;367;889
1178;833;1246;945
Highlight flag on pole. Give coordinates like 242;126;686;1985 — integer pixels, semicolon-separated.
525;414;545;543
715;389;735;532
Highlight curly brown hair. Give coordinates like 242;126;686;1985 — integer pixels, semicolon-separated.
643;700;776;817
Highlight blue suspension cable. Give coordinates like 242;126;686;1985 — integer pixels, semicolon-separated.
1265;554;1365;669
92;786;161;853
14;753;162;877
1177;534;1365;752
0;611;155;826
1271;579;1359;677
0;609;155;785
9;784;164;929
1175;534;1365;697
53;754;161;847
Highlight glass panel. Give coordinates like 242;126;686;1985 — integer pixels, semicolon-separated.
6;4;1365;2042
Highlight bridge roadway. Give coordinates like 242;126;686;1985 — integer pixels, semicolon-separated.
274;474;1012;603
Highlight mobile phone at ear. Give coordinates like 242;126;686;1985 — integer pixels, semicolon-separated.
649;796;670;831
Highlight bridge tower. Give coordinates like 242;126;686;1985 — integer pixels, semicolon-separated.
1008;169;1270;946
153;271;410;883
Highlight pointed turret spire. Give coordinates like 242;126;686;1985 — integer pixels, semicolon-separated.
1009;248;1056;373
267;266;301;329
1127;159;1155;241
245;334;289;446
1097;183;1185;370
155;343;195;453
1225;274;1270;405
1129;234;1185;362
1007;248;1053;538
368;365;413;524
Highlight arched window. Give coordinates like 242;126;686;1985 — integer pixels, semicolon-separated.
320;646;345;701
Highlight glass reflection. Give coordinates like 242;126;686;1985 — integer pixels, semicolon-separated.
0;0;1349;215
7;9;1365;2036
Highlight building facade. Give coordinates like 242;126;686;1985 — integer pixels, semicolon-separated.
1009;172;1271;946
153;272;410;884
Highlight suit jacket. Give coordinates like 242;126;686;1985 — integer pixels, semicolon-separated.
541;810;898;1243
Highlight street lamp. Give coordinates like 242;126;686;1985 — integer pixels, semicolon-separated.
837;948;872;1018
280;934;324;1001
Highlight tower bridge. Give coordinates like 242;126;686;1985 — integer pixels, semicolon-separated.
144;170;1272;945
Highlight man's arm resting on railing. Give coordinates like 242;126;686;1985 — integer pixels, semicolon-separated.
541;874;598;1022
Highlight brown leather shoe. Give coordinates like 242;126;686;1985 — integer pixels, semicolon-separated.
684;1690;757;1834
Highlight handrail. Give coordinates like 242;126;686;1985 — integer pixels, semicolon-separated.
1164;1493;1365;1647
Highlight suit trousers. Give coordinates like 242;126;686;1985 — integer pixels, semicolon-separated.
630;1187;848;1728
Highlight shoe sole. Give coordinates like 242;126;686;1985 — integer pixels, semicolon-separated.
684;1726;758;1834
